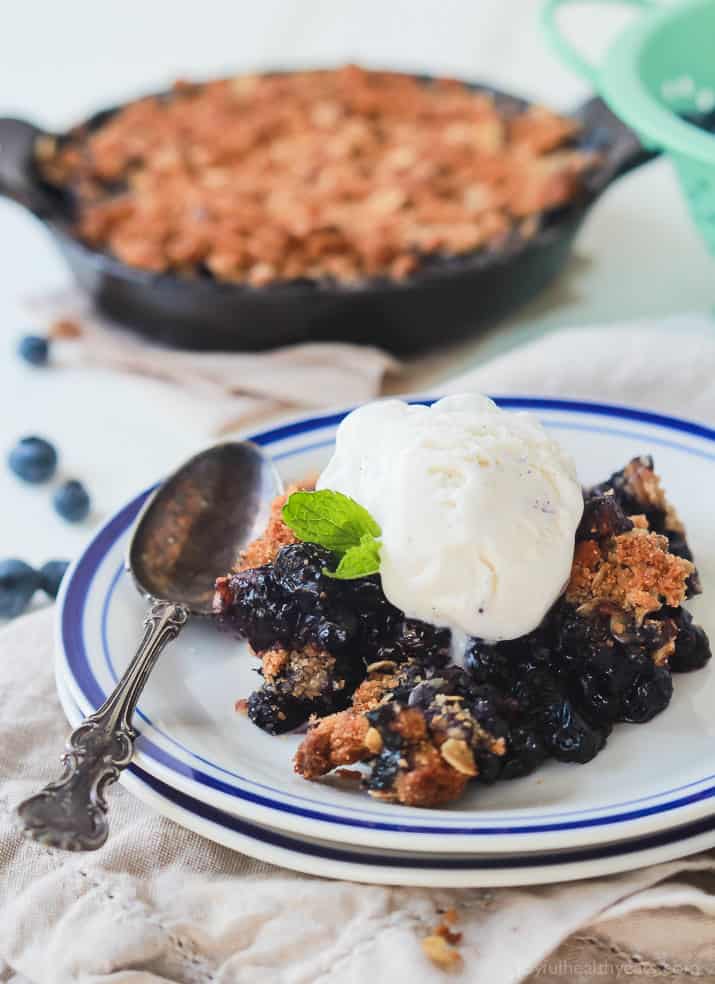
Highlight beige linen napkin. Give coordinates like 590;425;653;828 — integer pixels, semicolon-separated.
1;323;715;984
27;290;400;434
1;611;713;983
447;313;715;423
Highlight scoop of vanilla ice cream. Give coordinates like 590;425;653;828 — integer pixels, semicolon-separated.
317;394;583;643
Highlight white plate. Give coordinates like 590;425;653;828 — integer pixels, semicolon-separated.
55;664;715;886
56;397;715;854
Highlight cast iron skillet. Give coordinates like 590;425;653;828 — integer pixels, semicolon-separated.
0;81;664;354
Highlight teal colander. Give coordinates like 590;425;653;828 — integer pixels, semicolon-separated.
542;0;715;253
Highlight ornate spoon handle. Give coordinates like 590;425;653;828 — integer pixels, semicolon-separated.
17;600;189;851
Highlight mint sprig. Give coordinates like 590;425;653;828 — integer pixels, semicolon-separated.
282;490;382;579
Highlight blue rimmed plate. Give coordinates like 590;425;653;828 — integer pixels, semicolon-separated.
56;397;715;855
55;656;715;886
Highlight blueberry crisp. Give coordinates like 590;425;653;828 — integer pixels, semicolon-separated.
213;456;710;808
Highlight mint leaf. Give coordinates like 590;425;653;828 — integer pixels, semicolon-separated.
282;490;381;553
324;534;381;580
282;490;383;580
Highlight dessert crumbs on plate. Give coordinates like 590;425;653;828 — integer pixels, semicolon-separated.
334;768;362;781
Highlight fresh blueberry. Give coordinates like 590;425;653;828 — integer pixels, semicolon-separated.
17;334;49;366
8;436;58;483
53;480;91;522
0;559;40;618
39;559;71;598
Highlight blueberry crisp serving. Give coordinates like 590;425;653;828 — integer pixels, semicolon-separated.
213;396;711;808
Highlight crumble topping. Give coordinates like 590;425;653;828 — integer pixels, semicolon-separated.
334;768;362;781
259;644;339;701
294;662;506;806
439;737;478;777
260;647;288;681
567;526;693;620
39;67;594;285
293;711;371;779
237;479;315;571
351;670;402;712
623;457;685;535
590;458;696;586
387;738;469;808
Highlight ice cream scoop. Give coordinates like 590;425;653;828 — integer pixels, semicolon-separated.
317;394;583;644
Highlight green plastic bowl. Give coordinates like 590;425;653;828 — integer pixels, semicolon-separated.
542;0;715;252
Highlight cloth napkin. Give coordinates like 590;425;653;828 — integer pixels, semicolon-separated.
26;290;400;434
2;320;715;984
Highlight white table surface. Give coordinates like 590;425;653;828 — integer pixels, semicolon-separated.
1;0;713;580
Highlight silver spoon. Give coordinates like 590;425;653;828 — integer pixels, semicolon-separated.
17;441;282;851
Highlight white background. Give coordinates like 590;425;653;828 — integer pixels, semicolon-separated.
0;0;712;573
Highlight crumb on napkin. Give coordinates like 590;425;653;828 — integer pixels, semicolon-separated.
422;908;463;970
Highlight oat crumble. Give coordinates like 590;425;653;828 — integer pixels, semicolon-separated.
39;66;595;285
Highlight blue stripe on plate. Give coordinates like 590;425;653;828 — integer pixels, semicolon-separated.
127;756;715;870
251;396;715;447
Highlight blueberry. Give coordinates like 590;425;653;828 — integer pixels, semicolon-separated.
408;680;439;709
464;639;515;690
53;480;91;522
511;666;563;715
501;726;548;780
8;436;58;483
571;668;622;726
17;334;49;366
668;608;712;672
474;749;504;784
577;494;633;541
367;748;402;792
619;666;673;723
395;619;451;667
247;689;307;735
223;566;298;651
0;559;40;618
342;574;392;612
272;542;335;608
39;559;71;598
540;701;607;763
313;608;358;651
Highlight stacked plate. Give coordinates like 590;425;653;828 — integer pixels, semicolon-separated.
55;397;715;886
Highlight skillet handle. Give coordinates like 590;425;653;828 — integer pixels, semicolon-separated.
0;118;59;218
578;95;656;187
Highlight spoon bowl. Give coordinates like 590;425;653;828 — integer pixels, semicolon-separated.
129;441;282;613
